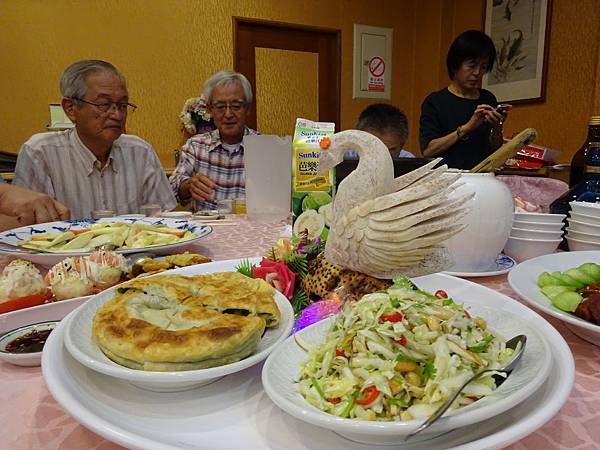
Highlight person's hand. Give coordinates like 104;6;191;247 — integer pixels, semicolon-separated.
483;105;510;129
187;172;217;202
462;104;494;134
0;185;70;225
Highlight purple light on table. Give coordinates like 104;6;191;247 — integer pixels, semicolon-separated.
294;299;343;332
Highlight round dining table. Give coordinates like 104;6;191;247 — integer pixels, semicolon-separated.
0;214;598;450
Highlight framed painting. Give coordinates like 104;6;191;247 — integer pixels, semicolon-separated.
482;0;552;104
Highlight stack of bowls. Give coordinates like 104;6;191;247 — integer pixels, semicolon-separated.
504;212;565;262
566;201;600;250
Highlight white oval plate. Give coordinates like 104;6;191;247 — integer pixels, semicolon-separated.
64;258;294;392
262;304;549;444
0;217;212;266
42;273;574;450
508;250;600;346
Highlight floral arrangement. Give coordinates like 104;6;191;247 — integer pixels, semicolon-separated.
236;232;325;315
179;95;213;135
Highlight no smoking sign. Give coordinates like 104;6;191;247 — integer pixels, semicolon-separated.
367;56;386;91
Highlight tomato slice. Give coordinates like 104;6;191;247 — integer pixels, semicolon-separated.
0;290;52;314
355;385;380;405
392;335;407;346
335;349;345;357
435;289;448;299
380;312;403;323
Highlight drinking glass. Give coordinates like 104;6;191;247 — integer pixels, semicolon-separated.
140;204;162;217
91;210;116;219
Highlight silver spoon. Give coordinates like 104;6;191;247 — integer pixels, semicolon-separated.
406;334;527;440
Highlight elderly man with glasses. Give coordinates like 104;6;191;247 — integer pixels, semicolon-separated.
13;60;175;219
169;70;258;211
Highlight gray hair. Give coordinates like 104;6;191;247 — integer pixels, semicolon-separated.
60;60;126;102
203;70;253;104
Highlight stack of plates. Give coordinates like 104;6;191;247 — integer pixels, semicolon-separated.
504;212;564;262
566;201;600;250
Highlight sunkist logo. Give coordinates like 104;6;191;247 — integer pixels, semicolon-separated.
298;151;320;158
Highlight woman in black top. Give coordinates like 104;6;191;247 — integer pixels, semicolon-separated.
419;30;510;169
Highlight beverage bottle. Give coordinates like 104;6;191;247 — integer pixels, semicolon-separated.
550;116;600;248
568;116;600;187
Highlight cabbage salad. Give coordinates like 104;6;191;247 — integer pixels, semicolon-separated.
298;277;514;421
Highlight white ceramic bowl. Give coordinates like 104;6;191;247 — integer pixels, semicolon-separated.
566;228;600;244
262;299;550;445
566;237;600;251
510;227;563;240
0;321;58;366
160;211;193;219
64;259;294;392
503;236;561;263
569;211;600;224
513;212;566;224
0;297;88;366
512;220;564;232
567;218;600;234
570;201;600;218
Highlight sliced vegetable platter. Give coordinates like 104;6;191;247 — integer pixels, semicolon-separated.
0;217;212;266
508;250;600;346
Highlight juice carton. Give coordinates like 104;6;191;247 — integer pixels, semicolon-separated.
291;118;335;241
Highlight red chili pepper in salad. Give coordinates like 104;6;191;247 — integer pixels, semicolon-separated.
434;289;448;299
335;349;345;357
355;385;380;405
326;397;341;404
392;335;407;346
0;290;52;314
380;312;403;323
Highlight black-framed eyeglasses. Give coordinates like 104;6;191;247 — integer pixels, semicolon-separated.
71;97;137;114
209;101;247;114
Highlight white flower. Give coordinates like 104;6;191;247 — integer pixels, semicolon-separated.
179;95;212;134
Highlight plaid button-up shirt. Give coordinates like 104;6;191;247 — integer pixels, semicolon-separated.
169;127;258;211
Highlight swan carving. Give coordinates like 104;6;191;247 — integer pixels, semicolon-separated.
317;130;473;278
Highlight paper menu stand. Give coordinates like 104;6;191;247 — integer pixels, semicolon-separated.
47;104;74;131
243;135;292;222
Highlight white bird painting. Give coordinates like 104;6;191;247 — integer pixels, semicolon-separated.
316;130;473;278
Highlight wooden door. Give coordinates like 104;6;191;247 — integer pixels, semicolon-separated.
234;17;341;134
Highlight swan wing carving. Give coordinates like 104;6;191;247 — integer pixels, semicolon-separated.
317;130;473;278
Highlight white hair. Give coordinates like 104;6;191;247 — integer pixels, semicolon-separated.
203;70;253;104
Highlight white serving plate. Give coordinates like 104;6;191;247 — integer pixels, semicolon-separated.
511;220;564;232
64;258;294;392
263;302;549;444
42;273;574;450
508;250;600;345
513;212;565;224
570;201;600;218
0;217;212;266
0;296;88;366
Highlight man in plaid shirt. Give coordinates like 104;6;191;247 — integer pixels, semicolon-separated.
169;70;258;211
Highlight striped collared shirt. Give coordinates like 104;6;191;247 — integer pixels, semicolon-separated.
169;127;258;211
13;129;176;219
